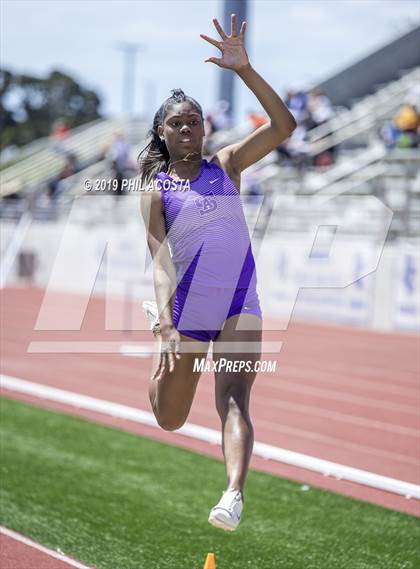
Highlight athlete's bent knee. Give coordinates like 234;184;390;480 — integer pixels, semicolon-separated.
156;415;186;432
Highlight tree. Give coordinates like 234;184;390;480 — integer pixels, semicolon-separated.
0;68;102;150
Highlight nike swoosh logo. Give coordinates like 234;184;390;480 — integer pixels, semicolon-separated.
209;178;219;184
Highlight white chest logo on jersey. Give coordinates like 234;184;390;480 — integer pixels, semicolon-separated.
194;191;217;215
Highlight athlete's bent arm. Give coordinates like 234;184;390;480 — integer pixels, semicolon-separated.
226;64;296;172
140;191;181;367
201;14;296;173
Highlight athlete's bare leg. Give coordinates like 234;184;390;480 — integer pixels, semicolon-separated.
149;334;209;431
213;314;262;496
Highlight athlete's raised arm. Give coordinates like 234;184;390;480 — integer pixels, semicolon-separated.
200;14;296;173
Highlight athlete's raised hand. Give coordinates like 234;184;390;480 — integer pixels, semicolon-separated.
200;14;249;71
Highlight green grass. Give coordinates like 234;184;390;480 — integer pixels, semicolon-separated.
0;397;419;569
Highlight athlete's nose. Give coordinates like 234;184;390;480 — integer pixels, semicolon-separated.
180;124;191;134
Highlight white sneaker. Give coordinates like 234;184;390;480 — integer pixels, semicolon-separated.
208;488;243;532
142;300;161;336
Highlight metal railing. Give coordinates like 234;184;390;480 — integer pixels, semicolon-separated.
307;67;420;154
0;209;32;288
0;118;149;198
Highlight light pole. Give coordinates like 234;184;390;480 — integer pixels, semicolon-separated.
116;42;144;118
219;0;248;120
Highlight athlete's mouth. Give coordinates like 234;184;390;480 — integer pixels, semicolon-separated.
180;138;192;143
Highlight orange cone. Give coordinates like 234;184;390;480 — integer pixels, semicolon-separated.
203;552;216;569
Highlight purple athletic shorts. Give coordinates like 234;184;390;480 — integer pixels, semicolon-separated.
173;283;263;342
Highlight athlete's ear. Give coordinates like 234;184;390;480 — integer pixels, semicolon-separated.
157;125;164;139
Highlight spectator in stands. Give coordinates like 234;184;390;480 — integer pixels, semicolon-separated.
275;89;312;168
382;104;420;149
284;89;309;124
307;88;334;129
107;131;131;198
48;152;78;201
50;119;71;154
306;88;337;167
393;104;419;148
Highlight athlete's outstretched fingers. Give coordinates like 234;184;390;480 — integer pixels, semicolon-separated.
231;13;237;36
239;20;246;37
161;352;169;381
153;354;163;381
205;57;223;66
175;338;181;360
213;17;228;40
200;34;222;50
168;346;175;373
155;349;169;382
152;352;164;382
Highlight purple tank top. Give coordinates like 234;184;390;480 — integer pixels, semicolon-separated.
156;158;257;290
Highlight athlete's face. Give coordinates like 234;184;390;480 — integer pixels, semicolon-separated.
158;102;205;159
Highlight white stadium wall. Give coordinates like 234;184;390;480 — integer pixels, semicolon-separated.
1;219;419;333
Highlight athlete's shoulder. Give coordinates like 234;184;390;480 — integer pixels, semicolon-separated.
208;153;237;181
207;154;241;194
207;155;224;170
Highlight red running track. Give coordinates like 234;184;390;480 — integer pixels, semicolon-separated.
0;528;94;569
1;286;419;521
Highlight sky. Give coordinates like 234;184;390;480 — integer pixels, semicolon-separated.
1;0;419;122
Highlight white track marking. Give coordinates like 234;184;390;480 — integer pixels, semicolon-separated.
28;341;282;354
0;526;93;568
264;364;420;398
119;344;152;357
1;374;419;500
252;380;419;414
191;381;419;437
250;393;420;437
253;418;419;465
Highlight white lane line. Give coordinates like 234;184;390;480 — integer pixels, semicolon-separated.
251;394;420;437
0;526;93;569
1;374;419;501
253;380;419;414
28;341;282;354
269;354;419;384
253;418;419;465
184;378;420;437
264;364;420;398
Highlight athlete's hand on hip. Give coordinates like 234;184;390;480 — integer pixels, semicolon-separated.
152;325;181;381
200;13;249;71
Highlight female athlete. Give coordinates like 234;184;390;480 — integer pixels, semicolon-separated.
139;14;296;531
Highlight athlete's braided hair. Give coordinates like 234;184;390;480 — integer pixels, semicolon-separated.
137;88;204;187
